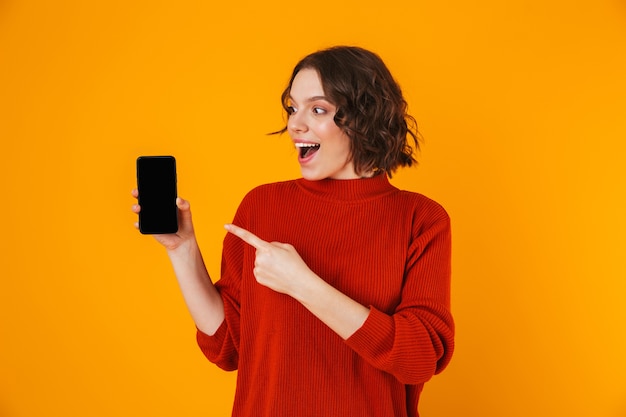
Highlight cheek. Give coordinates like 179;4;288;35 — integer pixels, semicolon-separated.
332;130;352;159
319;122;349;149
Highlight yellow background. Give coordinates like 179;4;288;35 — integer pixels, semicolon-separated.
1;1;625;416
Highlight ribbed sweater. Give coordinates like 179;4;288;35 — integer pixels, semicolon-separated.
197;174;454;417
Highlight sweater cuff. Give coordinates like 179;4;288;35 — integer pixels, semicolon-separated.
196;319;228;354
345;306;394;359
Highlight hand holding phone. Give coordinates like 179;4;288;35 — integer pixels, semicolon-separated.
136;156;178;234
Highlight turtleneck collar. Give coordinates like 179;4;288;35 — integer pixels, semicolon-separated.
295;173;397;202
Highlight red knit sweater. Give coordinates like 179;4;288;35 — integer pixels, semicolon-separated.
197;174;454;417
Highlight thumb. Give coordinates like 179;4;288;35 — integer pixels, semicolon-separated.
176;197;193;224
176;197;190;211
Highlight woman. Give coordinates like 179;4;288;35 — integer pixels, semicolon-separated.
133;46;454;417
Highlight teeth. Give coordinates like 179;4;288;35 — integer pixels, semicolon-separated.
295;142;321;159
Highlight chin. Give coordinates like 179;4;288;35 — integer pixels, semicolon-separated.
299;167;325;181
301;172;323;181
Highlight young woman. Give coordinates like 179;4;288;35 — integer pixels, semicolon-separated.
133;46;454;417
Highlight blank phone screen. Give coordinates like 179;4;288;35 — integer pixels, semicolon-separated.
136;156;178;234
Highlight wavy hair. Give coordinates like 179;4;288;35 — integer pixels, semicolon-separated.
274;46;420;177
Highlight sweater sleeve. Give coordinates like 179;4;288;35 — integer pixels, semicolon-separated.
345;209;454;385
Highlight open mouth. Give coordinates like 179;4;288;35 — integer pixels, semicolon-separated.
295;143;320;159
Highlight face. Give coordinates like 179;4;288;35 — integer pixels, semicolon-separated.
287;68;357;180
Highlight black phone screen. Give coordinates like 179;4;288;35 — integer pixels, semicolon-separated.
136;156;178;234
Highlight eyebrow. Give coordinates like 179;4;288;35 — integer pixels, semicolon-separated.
288;95;331;104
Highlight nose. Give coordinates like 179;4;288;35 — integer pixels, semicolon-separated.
288;110;307;134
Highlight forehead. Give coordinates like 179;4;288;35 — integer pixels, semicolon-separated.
290;68;326;100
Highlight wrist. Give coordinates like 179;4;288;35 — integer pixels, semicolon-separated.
166;237;199;260
291;270;325;305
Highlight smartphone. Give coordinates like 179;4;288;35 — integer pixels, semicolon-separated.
136;156;178;234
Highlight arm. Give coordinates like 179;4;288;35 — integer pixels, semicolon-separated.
166;237;225;336
225;212;454;385
291;269;370;340
224;224;369;340
132;191;224;336
345;214;454;384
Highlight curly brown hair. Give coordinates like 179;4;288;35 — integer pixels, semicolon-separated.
274;46;420;177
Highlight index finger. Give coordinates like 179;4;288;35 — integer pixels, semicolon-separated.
224;223;269;250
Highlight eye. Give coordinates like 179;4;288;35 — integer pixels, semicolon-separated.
286;105;297;115
312;107;326;114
